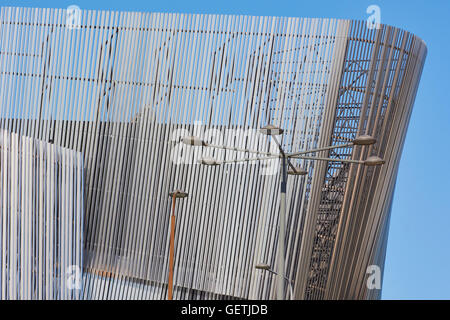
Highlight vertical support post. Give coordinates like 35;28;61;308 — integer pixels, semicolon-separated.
168;194;176;300
278;156;287;300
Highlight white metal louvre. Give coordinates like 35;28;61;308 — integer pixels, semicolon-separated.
0;129;84;300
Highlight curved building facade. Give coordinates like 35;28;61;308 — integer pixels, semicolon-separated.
0;7;426;299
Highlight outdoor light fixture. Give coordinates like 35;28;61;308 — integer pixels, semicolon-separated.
352;135;377;145
255;264;272;271
259;124;284;136
168;190;189;198
287;167;308;176
181;127;385;300
364;156;386;166
255;263;294;300
182;136;208;146
167;189;188;300
197;157;223;166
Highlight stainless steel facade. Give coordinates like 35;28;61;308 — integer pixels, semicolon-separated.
0;7;426;299
0;129;84;299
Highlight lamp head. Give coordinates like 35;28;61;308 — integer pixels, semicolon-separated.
255;264;271;271
182;136;208;146
353;135;377;146
168;190;188;198
288;167;308;176
198;157;222;166
259;124;284;136
364;156;385;166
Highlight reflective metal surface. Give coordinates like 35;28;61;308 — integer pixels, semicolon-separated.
0;129;84;299
0;7;426;299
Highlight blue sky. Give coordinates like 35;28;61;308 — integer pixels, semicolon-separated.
3;0;449;299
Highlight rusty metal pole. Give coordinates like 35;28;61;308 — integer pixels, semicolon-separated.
167;189;187;300
168;193;176;300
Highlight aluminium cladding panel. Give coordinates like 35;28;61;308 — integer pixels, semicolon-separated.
0;129;84;300
0;7;349;299
0;6;427;300
292;19;349;300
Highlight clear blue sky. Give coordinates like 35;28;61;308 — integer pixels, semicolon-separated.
3;0;449;299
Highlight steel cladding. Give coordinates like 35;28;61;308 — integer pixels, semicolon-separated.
0;7;426;299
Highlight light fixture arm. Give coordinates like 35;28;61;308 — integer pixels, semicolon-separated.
287;142;354;158
270;135;299;174
287;155;365;164
206;143;279;157
258;267;294;300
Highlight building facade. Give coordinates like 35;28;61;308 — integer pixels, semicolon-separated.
0;129;84;299
0;7;426;299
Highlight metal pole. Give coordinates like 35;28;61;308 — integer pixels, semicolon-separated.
168;194;176;300
277;156;287;300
